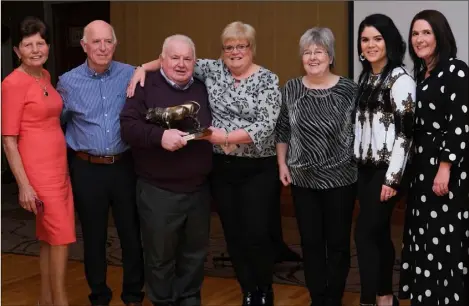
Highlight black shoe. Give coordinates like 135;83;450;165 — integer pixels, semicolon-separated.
325;297;343;306
257;286;274;306
178;292;201;306
242;291;256;306
393;296;400;306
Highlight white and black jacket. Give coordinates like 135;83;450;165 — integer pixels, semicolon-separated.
354;67;416;188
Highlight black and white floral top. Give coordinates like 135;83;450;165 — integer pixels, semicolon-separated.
194;59;282;158
354;67;416;188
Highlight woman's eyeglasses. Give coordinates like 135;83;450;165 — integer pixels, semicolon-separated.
222;44;250;53
303;49;328;58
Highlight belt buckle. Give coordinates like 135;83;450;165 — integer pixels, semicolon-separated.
104;155;115;164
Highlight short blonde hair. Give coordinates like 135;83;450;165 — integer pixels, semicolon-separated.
220;21;256;55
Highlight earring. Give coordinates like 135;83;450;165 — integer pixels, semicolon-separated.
359;53;366;61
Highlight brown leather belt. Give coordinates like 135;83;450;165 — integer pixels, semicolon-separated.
76;151;123;165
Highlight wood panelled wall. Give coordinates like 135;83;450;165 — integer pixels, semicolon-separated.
110;1;350;85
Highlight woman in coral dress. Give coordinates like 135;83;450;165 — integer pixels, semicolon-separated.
1;17;75;306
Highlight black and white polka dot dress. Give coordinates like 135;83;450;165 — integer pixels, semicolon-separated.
399;58;469;305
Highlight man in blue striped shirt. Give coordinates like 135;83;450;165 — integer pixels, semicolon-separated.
57;20;144;306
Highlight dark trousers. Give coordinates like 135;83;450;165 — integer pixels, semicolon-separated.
136;179;210;306
354;168;400;304
270;181;289;253
211;154;278;292
70;152;144;305
291;183;356;306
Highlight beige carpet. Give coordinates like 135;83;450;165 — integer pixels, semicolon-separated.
1;182;404;293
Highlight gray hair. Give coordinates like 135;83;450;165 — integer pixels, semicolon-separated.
162;34;196;59
299;27;335;67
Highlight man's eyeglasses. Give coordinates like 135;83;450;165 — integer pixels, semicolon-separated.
222;44;250;53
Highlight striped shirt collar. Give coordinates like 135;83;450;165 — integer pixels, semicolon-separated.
160;68;194;90
83;60;114;78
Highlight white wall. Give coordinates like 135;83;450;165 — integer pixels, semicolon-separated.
353;1;469;81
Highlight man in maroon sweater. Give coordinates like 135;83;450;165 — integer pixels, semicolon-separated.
120;35;212;306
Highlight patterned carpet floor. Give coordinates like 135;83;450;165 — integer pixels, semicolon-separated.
1;182;404;293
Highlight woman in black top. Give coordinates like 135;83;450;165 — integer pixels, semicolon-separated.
398;10;469;306
275;27;358;306
353;14;415;306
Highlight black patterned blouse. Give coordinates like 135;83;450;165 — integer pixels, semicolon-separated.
275;77;358;189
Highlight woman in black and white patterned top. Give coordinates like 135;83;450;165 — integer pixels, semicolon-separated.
275;27;358;306
354;14;416;306
398;10;469;306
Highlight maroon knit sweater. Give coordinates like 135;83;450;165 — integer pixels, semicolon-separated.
120;70;212;193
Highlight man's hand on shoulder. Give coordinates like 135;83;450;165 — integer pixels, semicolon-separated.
161;129;189;151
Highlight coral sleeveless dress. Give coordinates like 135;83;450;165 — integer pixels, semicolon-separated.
1;69;76;245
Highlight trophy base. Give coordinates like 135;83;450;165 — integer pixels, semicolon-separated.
182;128;212;141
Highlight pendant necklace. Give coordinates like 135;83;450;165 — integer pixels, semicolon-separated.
33;77;49;97
23;67;49;97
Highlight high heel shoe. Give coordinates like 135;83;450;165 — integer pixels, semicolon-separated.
393;295;400;306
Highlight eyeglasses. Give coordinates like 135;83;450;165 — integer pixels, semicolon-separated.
222;44;250;53
303;49;328;58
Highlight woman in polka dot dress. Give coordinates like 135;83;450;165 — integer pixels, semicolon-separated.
399;10;469;306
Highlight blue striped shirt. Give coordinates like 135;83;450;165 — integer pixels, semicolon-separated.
57;60;135;156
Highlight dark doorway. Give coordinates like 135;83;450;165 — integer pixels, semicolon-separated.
51;1;110;83
1;1;45;78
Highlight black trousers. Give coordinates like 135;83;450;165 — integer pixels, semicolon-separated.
291;183;356;306
354;167;401;304
270;181;290;254
211;154;278;292
70;151;144;305
136;179;210;306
